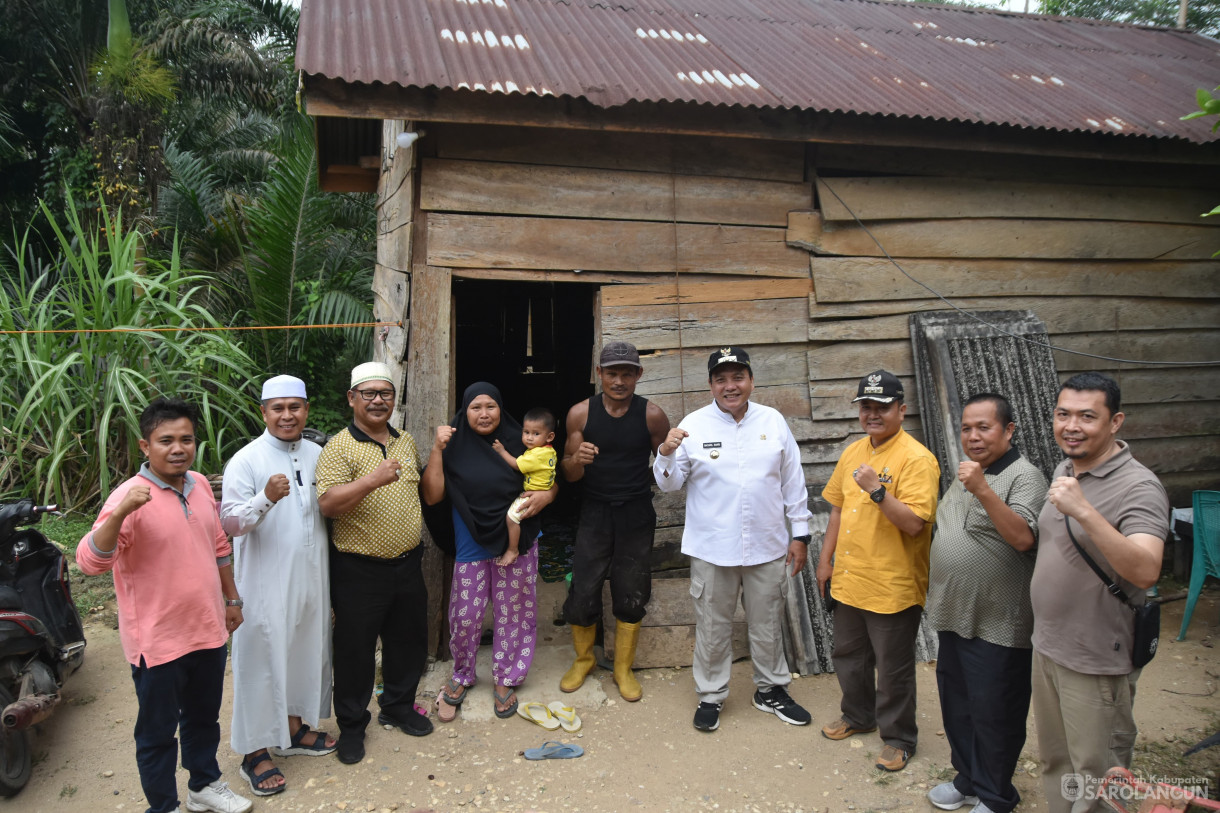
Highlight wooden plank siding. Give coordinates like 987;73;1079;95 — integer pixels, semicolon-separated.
407;123;1218;514
816;177;1220;226
421;158;811;226
791;166;1220;502
789;210;1220;260
807;257;1220;302
429;123;808;182
426;213;809;276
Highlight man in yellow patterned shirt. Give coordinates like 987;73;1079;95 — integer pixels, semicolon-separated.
316;362;432;765
816;370;939;773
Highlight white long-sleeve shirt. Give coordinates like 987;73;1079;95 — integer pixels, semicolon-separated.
654;400;811;567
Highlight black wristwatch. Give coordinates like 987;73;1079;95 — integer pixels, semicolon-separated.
869;485;887;504
793;535;812;546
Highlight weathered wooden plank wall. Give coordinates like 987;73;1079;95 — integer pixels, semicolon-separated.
802;151;1220;504
410;122;1219;526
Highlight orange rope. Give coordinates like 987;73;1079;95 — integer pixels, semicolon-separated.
0;321;401;335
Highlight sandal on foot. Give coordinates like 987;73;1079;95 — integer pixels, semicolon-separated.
440;677;469;706
493;685;519;719
239;750;286;797
272;723;337;757
436;692;458;723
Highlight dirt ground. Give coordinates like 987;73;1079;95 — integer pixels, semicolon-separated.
12;582;1220;813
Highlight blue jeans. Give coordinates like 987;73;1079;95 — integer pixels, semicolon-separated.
130;644;227;813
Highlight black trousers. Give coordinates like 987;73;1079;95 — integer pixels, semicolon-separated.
563;495;656;627
329;545;428;738
130;644;227;813
936;631;1032;813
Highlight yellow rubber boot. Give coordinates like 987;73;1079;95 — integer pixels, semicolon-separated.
560;624;597;693
613;620;643;702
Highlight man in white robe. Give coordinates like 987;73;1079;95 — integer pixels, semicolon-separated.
222;375;335;797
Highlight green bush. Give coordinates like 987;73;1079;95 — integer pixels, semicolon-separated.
0;200;263;508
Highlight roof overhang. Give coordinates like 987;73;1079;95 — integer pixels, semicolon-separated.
305;75;1220;185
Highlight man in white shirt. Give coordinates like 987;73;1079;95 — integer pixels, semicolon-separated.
222;375;335;797
654;346;813;732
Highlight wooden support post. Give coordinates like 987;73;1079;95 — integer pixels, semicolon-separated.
404;264;453;658
375;119;416;426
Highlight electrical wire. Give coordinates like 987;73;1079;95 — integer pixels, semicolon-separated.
0;321;400;335
817;178;1220;367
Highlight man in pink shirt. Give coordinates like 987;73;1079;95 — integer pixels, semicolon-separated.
77;397;252;813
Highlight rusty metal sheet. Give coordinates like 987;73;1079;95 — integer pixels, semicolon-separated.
297;0;1220;143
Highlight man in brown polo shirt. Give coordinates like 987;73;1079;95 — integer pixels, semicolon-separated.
317;362;433;764
1030;372;1168;813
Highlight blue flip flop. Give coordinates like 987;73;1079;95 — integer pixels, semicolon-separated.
524;740;584;760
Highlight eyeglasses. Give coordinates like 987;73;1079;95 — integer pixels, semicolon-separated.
354;388;395;402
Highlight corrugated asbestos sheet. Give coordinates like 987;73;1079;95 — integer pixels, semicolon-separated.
296;0;1220;144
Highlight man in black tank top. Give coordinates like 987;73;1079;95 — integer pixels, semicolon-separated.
559;342;671;701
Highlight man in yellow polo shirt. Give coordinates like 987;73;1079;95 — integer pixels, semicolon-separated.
816;370;939;773
316;362;432;765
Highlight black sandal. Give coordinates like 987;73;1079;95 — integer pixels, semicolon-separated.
239;750;286;797
272;723;338;757
493;685;519;719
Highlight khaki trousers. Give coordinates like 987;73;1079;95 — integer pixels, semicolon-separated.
1031;650;1140;813
689;555;790;704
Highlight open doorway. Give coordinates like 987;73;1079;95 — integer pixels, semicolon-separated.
452;278;597;584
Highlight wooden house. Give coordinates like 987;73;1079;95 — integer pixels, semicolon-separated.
296;0;1220;648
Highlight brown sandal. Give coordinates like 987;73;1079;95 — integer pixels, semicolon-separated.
436;692;458;722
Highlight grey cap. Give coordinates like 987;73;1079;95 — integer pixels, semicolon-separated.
599;341;642;368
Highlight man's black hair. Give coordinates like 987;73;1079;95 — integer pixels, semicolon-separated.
1059;372;1121;416
139;397;199;440
523;407;556;433
963;392;1014;426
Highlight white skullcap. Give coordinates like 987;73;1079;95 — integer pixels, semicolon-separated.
261;375;307;401
350;361;394;389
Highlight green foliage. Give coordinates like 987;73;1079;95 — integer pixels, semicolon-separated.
1;1;376;510
0;200;262;508
1183;86;1220;132
1038;0;1220;36
92;46;176;107
1181;87;1220;253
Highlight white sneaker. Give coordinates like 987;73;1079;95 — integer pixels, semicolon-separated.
970;804;997;813
928;781;979;810
185;780;253;813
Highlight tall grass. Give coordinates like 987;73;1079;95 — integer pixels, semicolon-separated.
0;201;262;508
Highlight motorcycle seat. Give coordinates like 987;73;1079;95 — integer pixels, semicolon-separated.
0;585;21;609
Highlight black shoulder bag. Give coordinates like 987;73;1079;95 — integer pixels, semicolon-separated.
1065;517;1159;668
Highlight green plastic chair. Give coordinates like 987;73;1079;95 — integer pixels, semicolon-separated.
1178;490;1220;641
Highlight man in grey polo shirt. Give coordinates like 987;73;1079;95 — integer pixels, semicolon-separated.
925;393;1047;813
1030;372;1168;813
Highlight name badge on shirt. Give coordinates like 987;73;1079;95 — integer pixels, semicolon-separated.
703;442;721;448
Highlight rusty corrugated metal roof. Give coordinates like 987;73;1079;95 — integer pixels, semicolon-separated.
296;0;1220;144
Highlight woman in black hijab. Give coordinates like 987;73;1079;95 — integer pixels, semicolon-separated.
422;383;556;722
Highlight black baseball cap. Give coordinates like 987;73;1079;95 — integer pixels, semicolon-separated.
708;346;752;374
852;369;903;403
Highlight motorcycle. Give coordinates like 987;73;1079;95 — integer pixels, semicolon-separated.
0;500;86;796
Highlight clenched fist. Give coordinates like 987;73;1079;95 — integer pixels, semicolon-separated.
433;425;455;451
264;473;291;503
659;428;689;456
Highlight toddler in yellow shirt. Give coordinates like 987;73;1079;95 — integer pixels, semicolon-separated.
492;407;557;566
